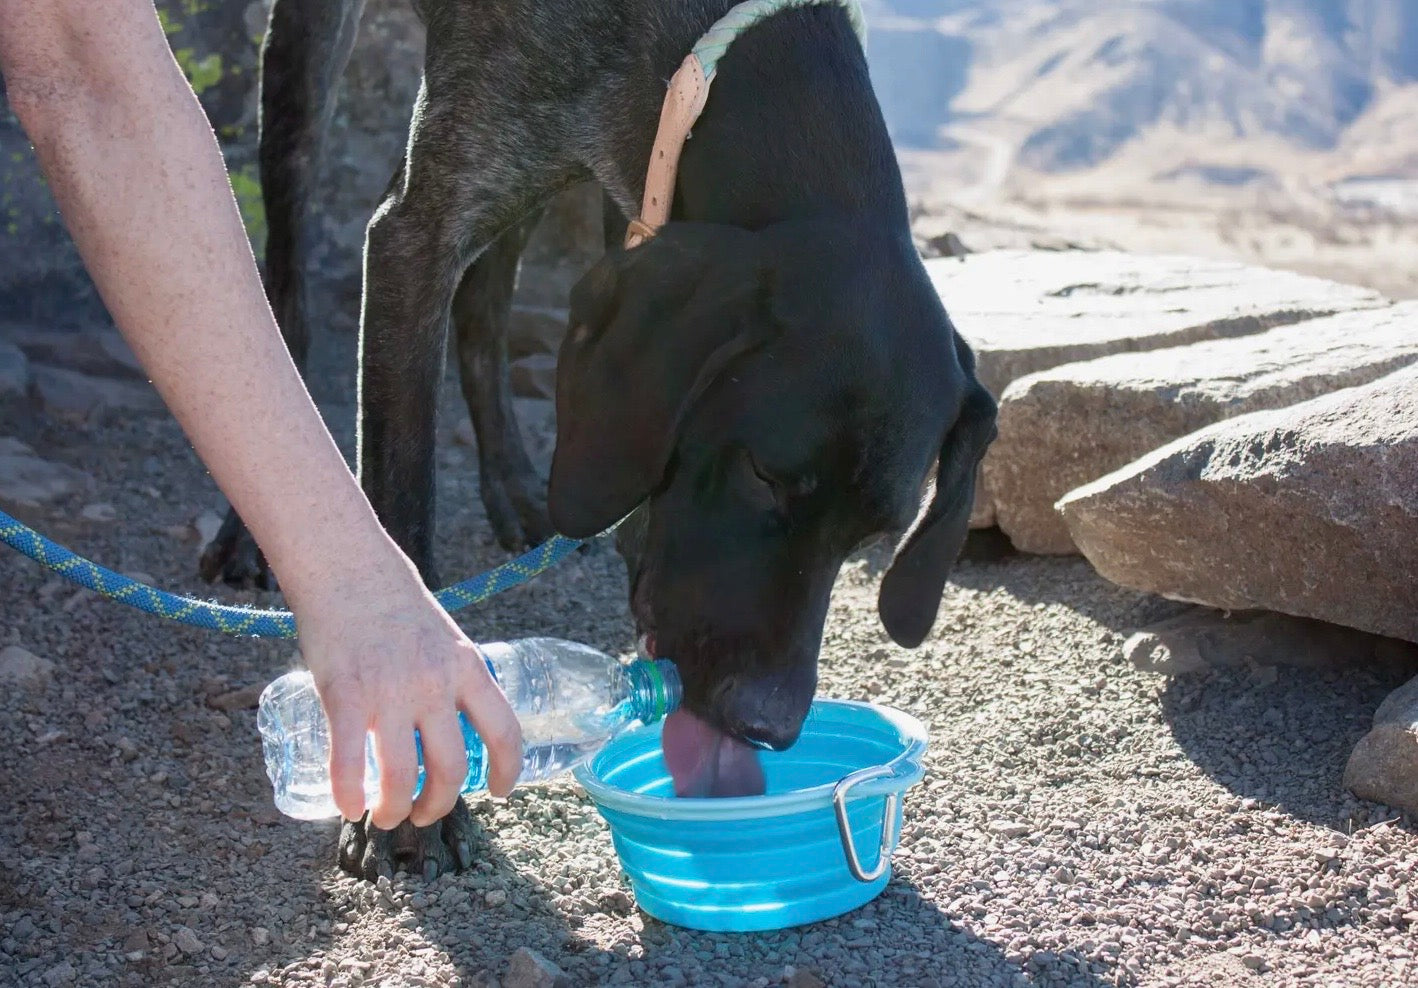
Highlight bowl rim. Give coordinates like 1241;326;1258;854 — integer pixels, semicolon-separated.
571;698;928;822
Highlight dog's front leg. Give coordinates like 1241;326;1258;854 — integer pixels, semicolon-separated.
354;202;451;583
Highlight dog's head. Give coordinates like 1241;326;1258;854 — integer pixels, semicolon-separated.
549;220;995;783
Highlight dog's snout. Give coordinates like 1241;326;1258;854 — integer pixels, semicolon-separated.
712;675;810;752
735;719;802;752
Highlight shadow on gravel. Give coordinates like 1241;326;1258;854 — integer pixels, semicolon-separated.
265;825;1118;987
398;851;1117;987
1158;662;1418;831
944;551;1187;634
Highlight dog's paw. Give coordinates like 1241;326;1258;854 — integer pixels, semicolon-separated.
198;509;277;590
338;801;481;882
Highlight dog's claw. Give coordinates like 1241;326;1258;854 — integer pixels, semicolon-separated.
335;800;483;882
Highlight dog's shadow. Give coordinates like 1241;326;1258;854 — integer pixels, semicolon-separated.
308;803;1117;987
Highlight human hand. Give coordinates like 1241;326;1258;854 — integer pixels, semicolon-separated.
288;546;523;829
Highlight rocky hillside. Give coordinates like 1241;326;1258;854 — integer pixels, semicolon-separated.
865;0;1418;177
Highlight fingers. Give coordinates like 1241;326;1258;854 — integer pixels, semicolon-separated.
409;708;468;827
458;647;523;799
368;714;418;831
324;695;370;823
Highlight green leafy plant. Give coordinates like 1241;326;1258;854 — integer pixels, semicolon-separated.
229;164;267;258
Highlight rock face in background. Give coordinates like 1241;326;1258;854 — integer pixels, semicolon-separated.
864;0;1418;166
927;249;1388;527
0;0;601;352
1059;365;1418;644
0;0;263;327
987;302;1418;553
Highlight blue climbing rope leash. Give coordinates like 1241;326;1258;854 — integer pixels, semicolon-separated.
0;506;583;639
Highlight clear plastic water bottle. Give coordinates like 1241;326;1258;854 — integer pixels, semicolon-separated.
258;637;680;820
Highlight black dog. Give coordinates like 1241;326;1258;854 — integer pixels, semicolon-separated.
207;0;997;879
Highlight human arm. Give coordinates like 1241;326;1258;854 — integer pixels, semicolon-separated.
0;0;523;824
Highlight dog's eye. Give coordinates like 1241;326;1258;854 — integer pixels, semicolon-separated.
740;449;786;512
746;451;777;490
742;450;817;512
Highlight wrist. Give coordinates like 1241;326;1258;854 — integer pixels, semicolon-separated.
261;494;422;614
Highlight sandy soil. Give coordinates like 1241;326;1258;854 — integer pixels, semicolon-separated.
3;327;1416;988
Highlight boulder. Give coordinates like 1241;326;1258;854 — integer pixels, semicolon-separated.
31;365;162;422
1345;675;1418;816
1;326;145;381
0;645;55;688
988;302;1418;553
515;397;557;475
0;437;93;509
926;250;1387;528
1059;365;1418;644
927;250;1387;400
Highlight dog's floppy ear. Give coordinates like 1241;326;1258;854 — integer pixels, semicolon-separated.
549;223;772;538
877;334;998;648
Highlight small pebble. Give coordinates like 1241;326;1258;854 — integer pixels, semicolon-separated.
81;502;117;523
174;928;203;955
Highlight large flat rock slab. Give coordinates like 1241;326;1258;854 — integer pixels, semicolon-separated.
988;302;1418;553
927;250;1388;399
927;250;1387;527
1059;365;1418;644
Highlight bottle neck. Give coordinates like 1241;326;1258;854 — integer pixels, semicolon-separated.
626;658;682;724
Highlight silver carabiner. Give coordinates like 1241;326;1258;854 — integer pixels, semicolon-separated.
832;765;899;883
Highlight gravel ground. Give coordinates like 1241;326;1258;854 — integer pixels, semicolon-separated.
2;328;1416;988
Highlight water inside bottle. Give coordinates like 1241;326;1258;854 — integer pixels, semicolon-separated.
259;649;678;820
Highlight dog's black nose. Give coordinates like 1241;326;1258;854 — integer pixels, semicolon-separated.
733;719;803;752
712;676;811;752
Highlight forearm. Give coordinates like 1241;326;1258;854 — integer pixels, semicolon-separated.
1;2;402;609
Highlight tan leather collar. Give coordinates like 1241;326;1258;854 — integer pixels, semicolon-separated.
624;0;867;250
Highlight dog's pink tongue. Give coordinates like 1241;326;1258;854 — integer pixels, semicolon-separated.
661;710;766;798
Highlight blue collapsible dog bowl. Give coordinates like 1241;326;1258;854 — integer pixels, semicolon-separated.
572;699;928;932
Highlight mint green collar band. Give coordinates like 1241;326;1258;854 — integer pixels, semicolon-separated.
694;0;869;84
